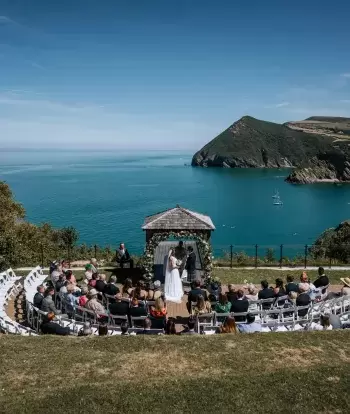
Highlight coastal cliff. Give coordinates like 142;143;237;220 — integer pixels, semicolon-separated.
192;115;350;184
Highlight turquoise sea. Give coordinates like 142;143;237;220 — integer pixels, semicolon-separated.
1;150;350;257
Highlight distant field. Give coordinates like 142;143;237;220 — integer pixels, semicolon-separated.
0;332;349;413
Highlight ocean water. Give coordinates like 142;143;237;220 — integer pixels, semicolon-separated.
1;150;350;257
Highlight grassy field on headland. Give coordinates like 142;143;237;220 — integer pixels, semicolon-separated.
0;332;349;413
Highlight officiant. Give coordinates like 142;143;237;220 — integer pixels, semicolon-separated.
175;241;187;276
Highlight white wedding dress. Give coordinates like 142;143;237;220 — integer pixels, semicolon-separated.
164;254;184;303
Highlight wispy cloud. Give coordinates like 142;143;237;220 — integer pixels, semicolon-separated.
341;73;350;78
25;60;45;70
0;15;14;24
264;102;290;109
339;99;350;103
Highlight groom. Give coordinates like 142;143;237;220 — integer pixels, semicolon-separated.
185;246;197;282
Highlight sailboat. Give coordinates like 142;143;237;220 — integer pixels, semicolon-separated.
273;193;283;205
272;189;280;199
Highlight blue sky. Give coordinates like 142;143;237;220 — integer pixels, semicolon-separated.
0;0;349;150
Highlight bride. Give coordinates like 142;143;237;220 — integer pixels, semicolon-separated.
164;249;184;303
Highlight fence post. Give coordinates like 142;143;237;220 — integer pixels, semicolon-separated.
329;254;332;269
279;244;283;268
255;244;258;268
304;244;308;269
94;244;97;260
41;243;44;269
230;245;233;268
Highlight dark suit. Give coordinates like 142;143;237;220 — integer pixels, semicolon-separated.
129;306;147;317
187;288;208;313
230;299;249;322
95;280;107;293
136;329;159;335
313;275;329;289
116;248;134;268
185;252;196;282
286;282;299;294
33;292;44;309
104;283;119;296
296;293;311;316
41;322;70;336
109;301;129;316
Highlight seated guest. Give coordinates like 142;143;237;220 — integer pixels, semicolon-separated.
55;274;66;292
104;275;119;296
191;294;212;316
274;278;287;307
33;285;45;309
274;278;286;297
88;273;98;288
121;321;129;336
226;284;238;304
300;272;316;291
95;274;107;293
59;280;69;295
146;281;164;300
109;293;130;316
116;243;134;268
78;321;92;336
129;297;148;317
150;297;167;318
181;317;198;335
187;280;208;313
122;278;133;298
285;275;299;294
340;277;350;296
63;284;78;316
98;323;108;336
41;287;61;315
230;289;249;321
258;280;274;300
79;285;89;307
90;258;99;274
165;319;177;335
215;293;231;314
309;314;333;331
313;267;329;289
245;284;258;301
85;288;106;315
65;270;77;285
288;291;298;305
218;316;238;334
84;264;93;282
50;264;61;284
137;317;156;335
132;280;147;300
296;284;311;316
61;260;69;273
41;312;70;336
238;313;262;333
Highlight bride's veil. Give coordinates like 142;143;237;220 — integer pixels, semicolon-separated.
165;249;173;278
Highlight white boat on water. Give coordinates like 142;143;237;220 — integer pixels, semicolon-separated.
273;194;283;205
272;189;280;199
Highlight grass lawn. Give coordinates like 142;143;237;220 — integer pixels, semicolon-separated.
212;268;347;286
0;331;349;413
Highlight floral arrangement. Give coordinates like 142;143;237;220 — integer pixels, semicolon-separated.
139;230;213;281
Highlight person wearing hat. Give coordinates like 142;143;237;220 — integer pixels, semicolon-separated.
340;277;350;296
85;288;106;314
153;280;164;300
79;285;89;307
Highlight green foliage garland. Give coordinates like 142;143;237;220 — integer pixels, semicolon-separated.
139;230;213;281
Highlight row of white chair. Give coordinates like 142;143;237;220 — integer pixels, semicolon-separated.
0;268;37;336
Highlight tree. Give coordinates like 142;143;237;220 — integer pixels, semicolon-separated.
265;248;275;263
59;226;79;254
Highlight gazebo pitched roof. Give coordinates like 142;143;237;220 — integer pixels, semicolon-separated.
142;206;215;231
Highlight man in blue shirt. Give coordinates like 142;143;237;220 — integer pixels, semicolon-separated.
238;313;262;333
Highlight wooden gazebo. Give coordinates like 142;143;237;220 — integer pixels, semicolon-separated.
142;205;215;241
141;205;215;280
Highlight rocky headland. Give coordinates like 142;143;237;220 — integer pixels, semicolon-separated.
192;116;350;184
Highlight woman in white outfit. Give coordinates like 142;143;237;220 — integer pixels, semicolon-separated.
164;249;184;303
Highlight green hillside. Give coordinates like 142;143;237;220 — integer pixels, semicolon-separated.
192;116;334;168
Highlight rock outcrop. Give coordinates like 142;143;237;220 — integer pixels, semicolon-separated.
192;115;350;184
